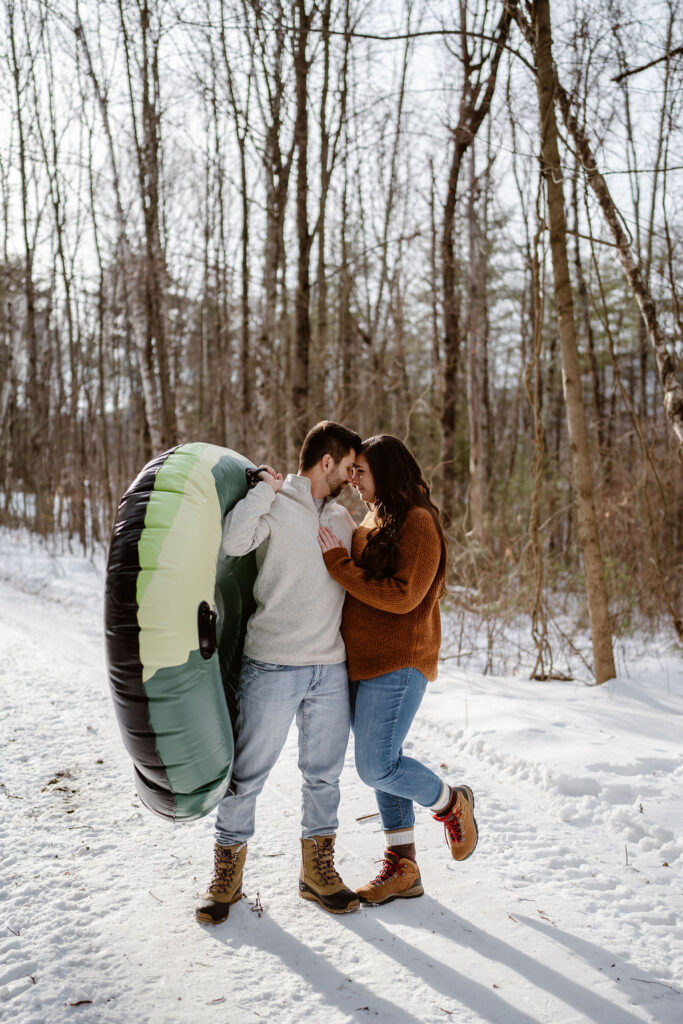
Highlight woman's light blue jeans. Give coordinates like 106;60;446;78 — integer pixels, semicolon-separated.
351;667;442;831
214;657;350;846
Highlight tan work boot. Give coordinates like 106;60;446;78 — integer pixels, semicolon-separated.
195;842;247;924
357;851;424;905
433;785;478;861
299;835;360;914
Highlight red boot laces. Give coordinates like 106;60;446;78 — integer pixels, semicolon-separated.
370;852;403;887
443;806;464;845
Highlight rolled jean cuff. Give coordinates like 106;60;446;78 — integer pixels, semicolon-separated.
302;827;336;839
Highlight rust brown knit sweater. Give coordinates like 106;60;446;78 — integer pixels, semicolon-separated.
322;506;446;682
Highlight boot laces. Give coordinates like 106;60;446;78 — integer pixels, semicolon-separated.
443;806;464;845
316;838;342;885
370;855;402;888
212;847;239;890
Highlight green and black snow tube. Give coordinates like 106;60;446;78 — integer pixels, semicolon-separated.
104;442;257;821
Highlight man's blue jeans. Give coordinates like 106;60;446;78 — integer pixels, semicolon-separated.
214;657;350;845
351;667;442;831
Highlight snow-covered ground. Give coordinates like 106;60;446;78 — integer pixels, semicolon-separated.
1;527;681;1024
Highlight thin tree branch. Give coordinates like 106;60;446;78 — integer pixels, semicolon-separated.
612;45;683;83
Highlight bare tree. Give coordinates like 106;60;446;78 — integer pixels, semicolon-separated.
311;0;353;418
6;0;53;532
291;0;314;448
510;0;683;449
75;1;165;452
118;0;177;448
439;0;513;518
219;0;254;451
465;145;487;542
530;0;615;684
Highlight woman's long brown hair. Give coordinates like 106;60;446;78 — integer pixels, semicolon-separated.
357;435;448;589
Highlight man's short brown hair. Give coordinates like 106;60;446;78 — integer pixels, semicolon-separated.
299;420;362;472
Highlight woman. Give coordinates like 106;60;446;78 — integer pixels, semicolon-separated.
317;434;478;905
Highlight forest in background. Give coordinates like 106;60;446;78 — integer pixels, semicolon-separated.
1;0;682;681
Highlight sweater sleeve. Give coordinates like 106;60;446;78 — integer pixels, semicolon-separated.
222;481;276;555
322;503;356;554
322;509;442;614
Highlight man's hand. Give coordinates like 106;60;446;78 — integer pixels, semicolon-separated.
258;465;284;492
317;525;344;553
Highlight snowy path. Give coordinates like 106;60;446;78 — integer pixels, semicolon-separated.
0;532;681;1024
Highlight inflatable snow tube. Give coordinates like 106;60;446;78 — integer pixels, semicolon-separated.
104;442;258;821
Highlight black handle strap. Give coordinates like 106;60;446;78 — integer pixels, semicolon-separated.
245;465;271;490
197;600;217;660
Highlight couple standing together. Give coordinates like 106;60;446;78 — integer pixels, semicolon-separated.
196;421;478;925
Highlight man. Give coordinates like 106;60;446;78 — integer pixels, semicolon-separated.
196;420;363;924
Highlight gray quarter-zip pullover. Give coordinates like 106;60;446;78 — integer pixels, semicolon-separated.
221;475;356;665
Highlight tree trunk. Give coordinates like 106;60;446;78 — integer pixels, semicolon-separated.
314;0;351;418
248;0;294;463
428;159;441;393
315;0;333;412
138;2;176;446
440;131;463;519
338;150;356;422
466;147;486;542
75;5;164;452
238;137;250;447
439;2;513;518
571;166;604;454
292;0;313;448
532;0;615;684
9;0;52;534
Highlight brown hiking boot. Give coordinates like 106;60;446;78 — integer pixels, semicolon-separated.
356;851;424;906
195;842;247;924
299;835;360;914
433;785;478;861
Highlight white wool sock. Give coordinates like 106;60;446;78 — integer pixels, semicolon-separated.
384;828;415;847
430;781;452;813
